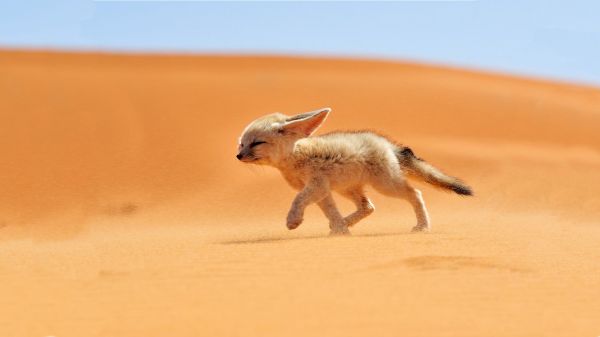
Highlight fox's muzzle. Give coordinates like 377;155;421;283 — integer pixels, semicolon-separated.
236;150;256;162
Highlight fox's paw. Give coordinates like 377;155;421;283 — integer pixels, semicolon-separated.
286;211;304;230
329;226;351;236
411;224;430;233
286;217;303;230
286;221;302;230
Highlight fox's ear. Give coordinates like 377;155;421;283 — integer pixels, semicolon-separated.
281;108;331;136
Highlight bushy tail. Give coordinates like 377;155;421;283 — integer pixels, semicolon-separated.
396;147;473;196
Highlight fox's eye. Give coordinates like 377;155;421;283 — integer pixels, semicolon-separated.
250;141;266;148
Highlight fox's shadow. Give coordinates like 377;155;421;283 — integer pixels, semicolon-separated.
219;231;415;245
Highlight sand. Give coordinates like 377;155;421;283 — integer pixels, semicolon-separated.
0;50;599;337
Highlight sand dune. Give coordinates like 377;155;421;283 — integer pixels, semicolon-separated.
0;50;599;337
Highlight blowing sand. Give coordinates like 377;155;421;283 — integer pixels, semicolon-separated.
0;50;599;337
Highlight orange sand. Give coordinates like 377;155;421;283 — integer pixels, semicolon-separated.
0;50;599;337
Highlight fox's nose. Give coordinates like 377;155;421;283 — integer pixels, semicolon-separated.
236;154;243;160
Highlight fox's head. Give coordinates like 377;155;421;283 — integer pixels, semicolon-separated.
237;107;331;165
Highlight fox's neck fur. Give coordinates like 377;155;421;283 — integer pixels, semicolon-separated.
268;138;299;169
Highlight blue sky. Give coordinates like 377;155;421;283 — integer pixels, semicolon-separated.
1;0;599;85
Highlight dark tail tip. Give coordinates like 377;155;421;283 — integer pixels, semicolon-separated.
398;146;424;161
452;184;473;196
399;146;415;157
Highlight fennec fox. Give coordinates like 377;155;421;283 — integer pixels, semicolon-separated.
236;107;472;235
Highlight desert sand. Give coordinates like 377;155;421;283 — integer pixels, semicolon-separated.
0;50;599;337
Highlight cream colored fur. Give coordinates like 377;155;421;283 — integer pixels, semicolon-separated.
237;107;471;235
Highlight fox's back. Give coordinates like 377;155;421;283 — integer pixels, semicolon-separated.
290;131;401;187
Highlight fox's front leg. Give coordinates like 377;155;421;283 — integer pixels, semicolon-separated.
286;178;328;230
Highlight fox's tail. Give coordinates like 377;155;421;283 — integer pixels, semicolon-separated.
396;147;473;196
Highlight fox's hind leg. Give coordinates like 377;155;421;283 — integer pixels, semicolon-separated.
372;177;431;232
340;188;375;227
317;195;350;236
404;185;431;232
